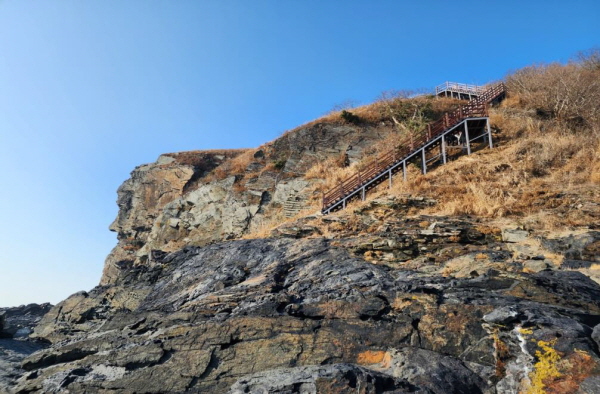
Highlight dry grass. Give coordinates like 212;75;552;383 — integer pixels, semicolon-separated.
381;105;600;229
202;147;272;184
275;94;463;143
184;53;600;237
506;54;600;131
241;204;321;240
229;149;260;173
347;53;600;229
164;149;249;167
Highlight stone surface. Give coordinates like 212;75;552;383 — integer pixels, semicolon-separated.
0;304;51;392
101;121;398;285
13;230;600;393
0;339;48;393
228;364;421;394
593;324;600;349
501;228;529;243
578;376;600;394
0;303;53;339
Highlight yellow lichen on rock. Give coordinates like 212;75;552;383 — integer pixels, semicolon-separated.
526;340;562;394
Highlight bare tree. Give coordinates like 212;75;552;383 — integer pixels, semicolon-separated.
506;52;600;132
377;89;433;149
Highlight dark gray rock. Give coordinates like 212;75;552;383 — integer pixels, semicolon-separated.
11;236;600;393
541;231;600;261
593;324;600;350
229;364;425;394
381;348;489;394
578;376;600;394
0;303;52;339
0;339;48;392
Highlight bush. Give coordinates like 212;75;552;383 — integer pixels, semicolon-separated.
506;50;600;131
340;110;361;124
273;159;287;171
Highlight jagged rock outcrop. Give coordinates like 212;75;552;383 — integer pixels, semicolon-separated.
0;303;53;339
102;121;398;285
0;304;52;392
16;204;600;393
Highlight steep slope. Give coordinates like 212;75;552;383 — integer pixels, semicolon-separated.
101;96;458;285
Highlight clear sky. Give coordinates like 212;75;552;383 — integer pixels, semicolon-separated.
0;1;598;307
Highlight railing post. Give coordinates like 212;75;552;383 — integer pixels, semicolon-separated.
388;169;392;189
464;120;471;155
487;118;493;149
441;134;447;164
421;148;427;174
403;160;407;181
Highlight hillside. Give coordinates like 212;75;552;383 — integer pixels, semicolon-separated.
6;52;600;393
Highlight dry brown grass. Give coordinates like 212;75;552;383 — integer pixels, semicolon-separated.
164;149;249;167
234;149;265;171
379;105;600;229
202;147;271;183
506;55;600;131
241;204;321;240
275;94;463;143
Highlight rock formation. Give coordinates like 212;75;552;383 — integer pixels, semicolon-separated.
0;304;53;340
101;120;401;285
12;197;600;393
8;58;600;392
0;304;52;391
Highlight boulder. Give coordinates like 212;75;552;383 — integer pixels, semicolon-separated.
0;303;52;339
501;228;529;243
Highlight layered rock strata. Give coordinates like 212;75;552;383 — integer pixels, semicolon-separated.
15;204;600;392
102;121;398;285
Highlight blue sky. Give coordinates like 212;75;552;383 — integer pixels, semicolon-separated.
1;1;598;307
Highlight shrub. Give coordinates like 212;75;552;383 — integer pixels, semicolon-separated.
340;110;361;124
273;159;287;171
506;51;600;131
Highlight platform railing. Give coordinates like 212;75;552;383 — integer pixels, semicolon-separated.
435;82;486;96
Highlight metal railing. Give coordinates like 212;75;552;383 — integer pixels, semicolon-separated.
435;82;486;96
322;83;506;212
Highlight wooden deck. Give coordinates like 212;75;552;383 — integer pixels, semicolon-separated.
322;83;506;214
435;82;486;100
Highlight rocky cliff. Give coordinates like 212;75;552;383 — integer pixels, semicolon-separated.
12;196;600;393
10;58;600;392
100;118;406;285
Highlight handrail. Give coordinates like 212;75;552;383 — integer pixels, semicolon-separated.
322;83;506;211
435;81;486;96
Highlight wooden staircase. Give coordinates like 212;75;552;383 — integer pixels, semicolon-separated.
321;82;506;214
